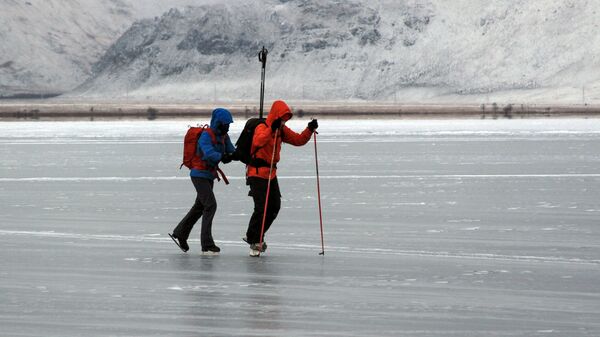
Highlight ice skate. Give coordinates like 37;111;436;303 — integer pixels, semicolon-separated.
201;245;220;256
249;246;261;257
169;233;189;252
249;243;266;257
243;237;267;252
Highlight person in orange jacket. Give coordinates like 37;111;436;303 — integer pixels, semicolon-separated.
244;100;318;255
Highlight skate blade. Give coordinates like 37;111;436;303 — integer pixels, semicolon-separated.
201;251;220;256
249;249;261;257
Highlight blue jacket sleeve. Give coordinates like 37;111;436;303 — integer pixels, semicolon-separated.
225;135;236;153
199;132;221;166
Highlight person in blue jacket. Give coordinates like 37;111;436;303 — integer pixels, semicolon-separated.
169;108;237;255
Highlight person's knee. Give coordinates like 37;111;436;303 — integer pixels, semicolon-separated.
268;204;280;221
253;199;265;213
190;200;204;213
270;197;281;213
204;199;217;214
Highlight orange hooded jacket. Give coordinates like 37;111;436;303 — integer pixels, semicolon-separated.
247;100;313;180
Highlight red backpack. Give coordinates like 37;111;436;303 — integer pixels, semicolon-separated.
180;125;212;169
180;125;229;184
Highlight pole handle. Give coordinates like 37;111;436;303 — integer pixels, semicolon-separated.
258;46;268;119
258;46;268;67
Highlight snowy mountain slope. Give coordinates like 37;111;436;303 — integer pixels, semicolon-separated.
0;0;205;97
72;0;600;103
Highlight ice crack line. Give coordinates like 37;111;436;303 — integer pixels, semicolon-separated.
0;230;597;265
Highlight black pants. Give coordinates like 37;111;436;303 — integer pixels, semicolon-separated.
173;177;217;248
245;177;281;244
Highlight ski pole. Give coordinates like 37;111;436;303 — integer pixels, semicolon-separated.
258;46;268;119
258;128;279;255
314;131;325;255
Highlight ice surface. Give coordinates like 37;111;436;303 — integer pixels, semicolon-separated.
1;118;600;336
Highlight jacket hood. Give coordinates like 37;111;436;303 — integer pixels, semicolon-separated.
266;100;293;126
210;108;233;131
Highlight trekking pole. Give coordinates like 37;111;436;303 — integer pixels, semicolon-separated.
258;128;279;256
314;131;325;255
258;46;268;119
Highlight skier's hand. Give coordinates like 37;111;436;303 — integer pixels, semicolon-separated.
221;153;233;164
271;118;282;132
308;119;318;132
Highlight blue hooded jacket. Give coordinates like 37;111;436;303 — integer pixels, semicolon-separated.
190;108;236;180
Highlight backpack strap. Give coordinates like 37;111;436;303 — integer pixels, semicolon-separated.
203;125;218;144
216;167;229;185
203;125;229;184
250;127;280;174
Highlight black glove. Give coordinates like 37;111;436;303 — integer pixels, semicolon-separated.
271;118;282;132
221;153;233;164
308;119;318;132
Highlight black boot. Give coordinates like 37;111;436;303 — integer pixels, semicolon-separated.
169;233;189;252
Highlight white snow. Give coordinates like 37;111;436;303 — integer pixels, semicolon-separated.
0;0;209;95
3;0;600;104
70;0;600;104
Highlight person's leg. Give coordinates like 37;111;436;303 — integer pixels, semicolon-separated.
198;179;218;249
245;177;268;244
262;177;281;235
172;177;206;241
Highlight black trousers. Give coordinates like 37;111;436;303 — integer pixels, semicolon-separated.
173;177;217;248
245;177;281;244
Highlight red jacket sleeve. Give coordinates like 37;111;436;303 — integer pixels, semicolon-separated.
281;126;312;146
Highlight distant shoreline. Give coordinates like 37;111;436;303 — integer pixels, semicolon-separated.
1;102;600;120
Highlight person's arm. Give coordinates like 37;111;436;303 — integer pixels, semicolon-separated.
281;125;312;146
220;135;237;163
225;135;236;153
199;132;221;165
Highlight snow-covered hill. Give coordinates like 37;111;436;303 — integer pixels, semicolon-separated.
0;0;203;97
70;0;600;103
3;0;600;103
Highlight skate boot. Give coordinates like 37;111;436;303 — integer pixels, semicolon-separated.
249;246;260;257
243;237;267;252
249;242;267;257
201;245;221;256
169;233;189;252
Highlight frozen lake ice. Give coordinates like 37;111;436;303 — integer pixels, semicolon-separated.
1;118;600;336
